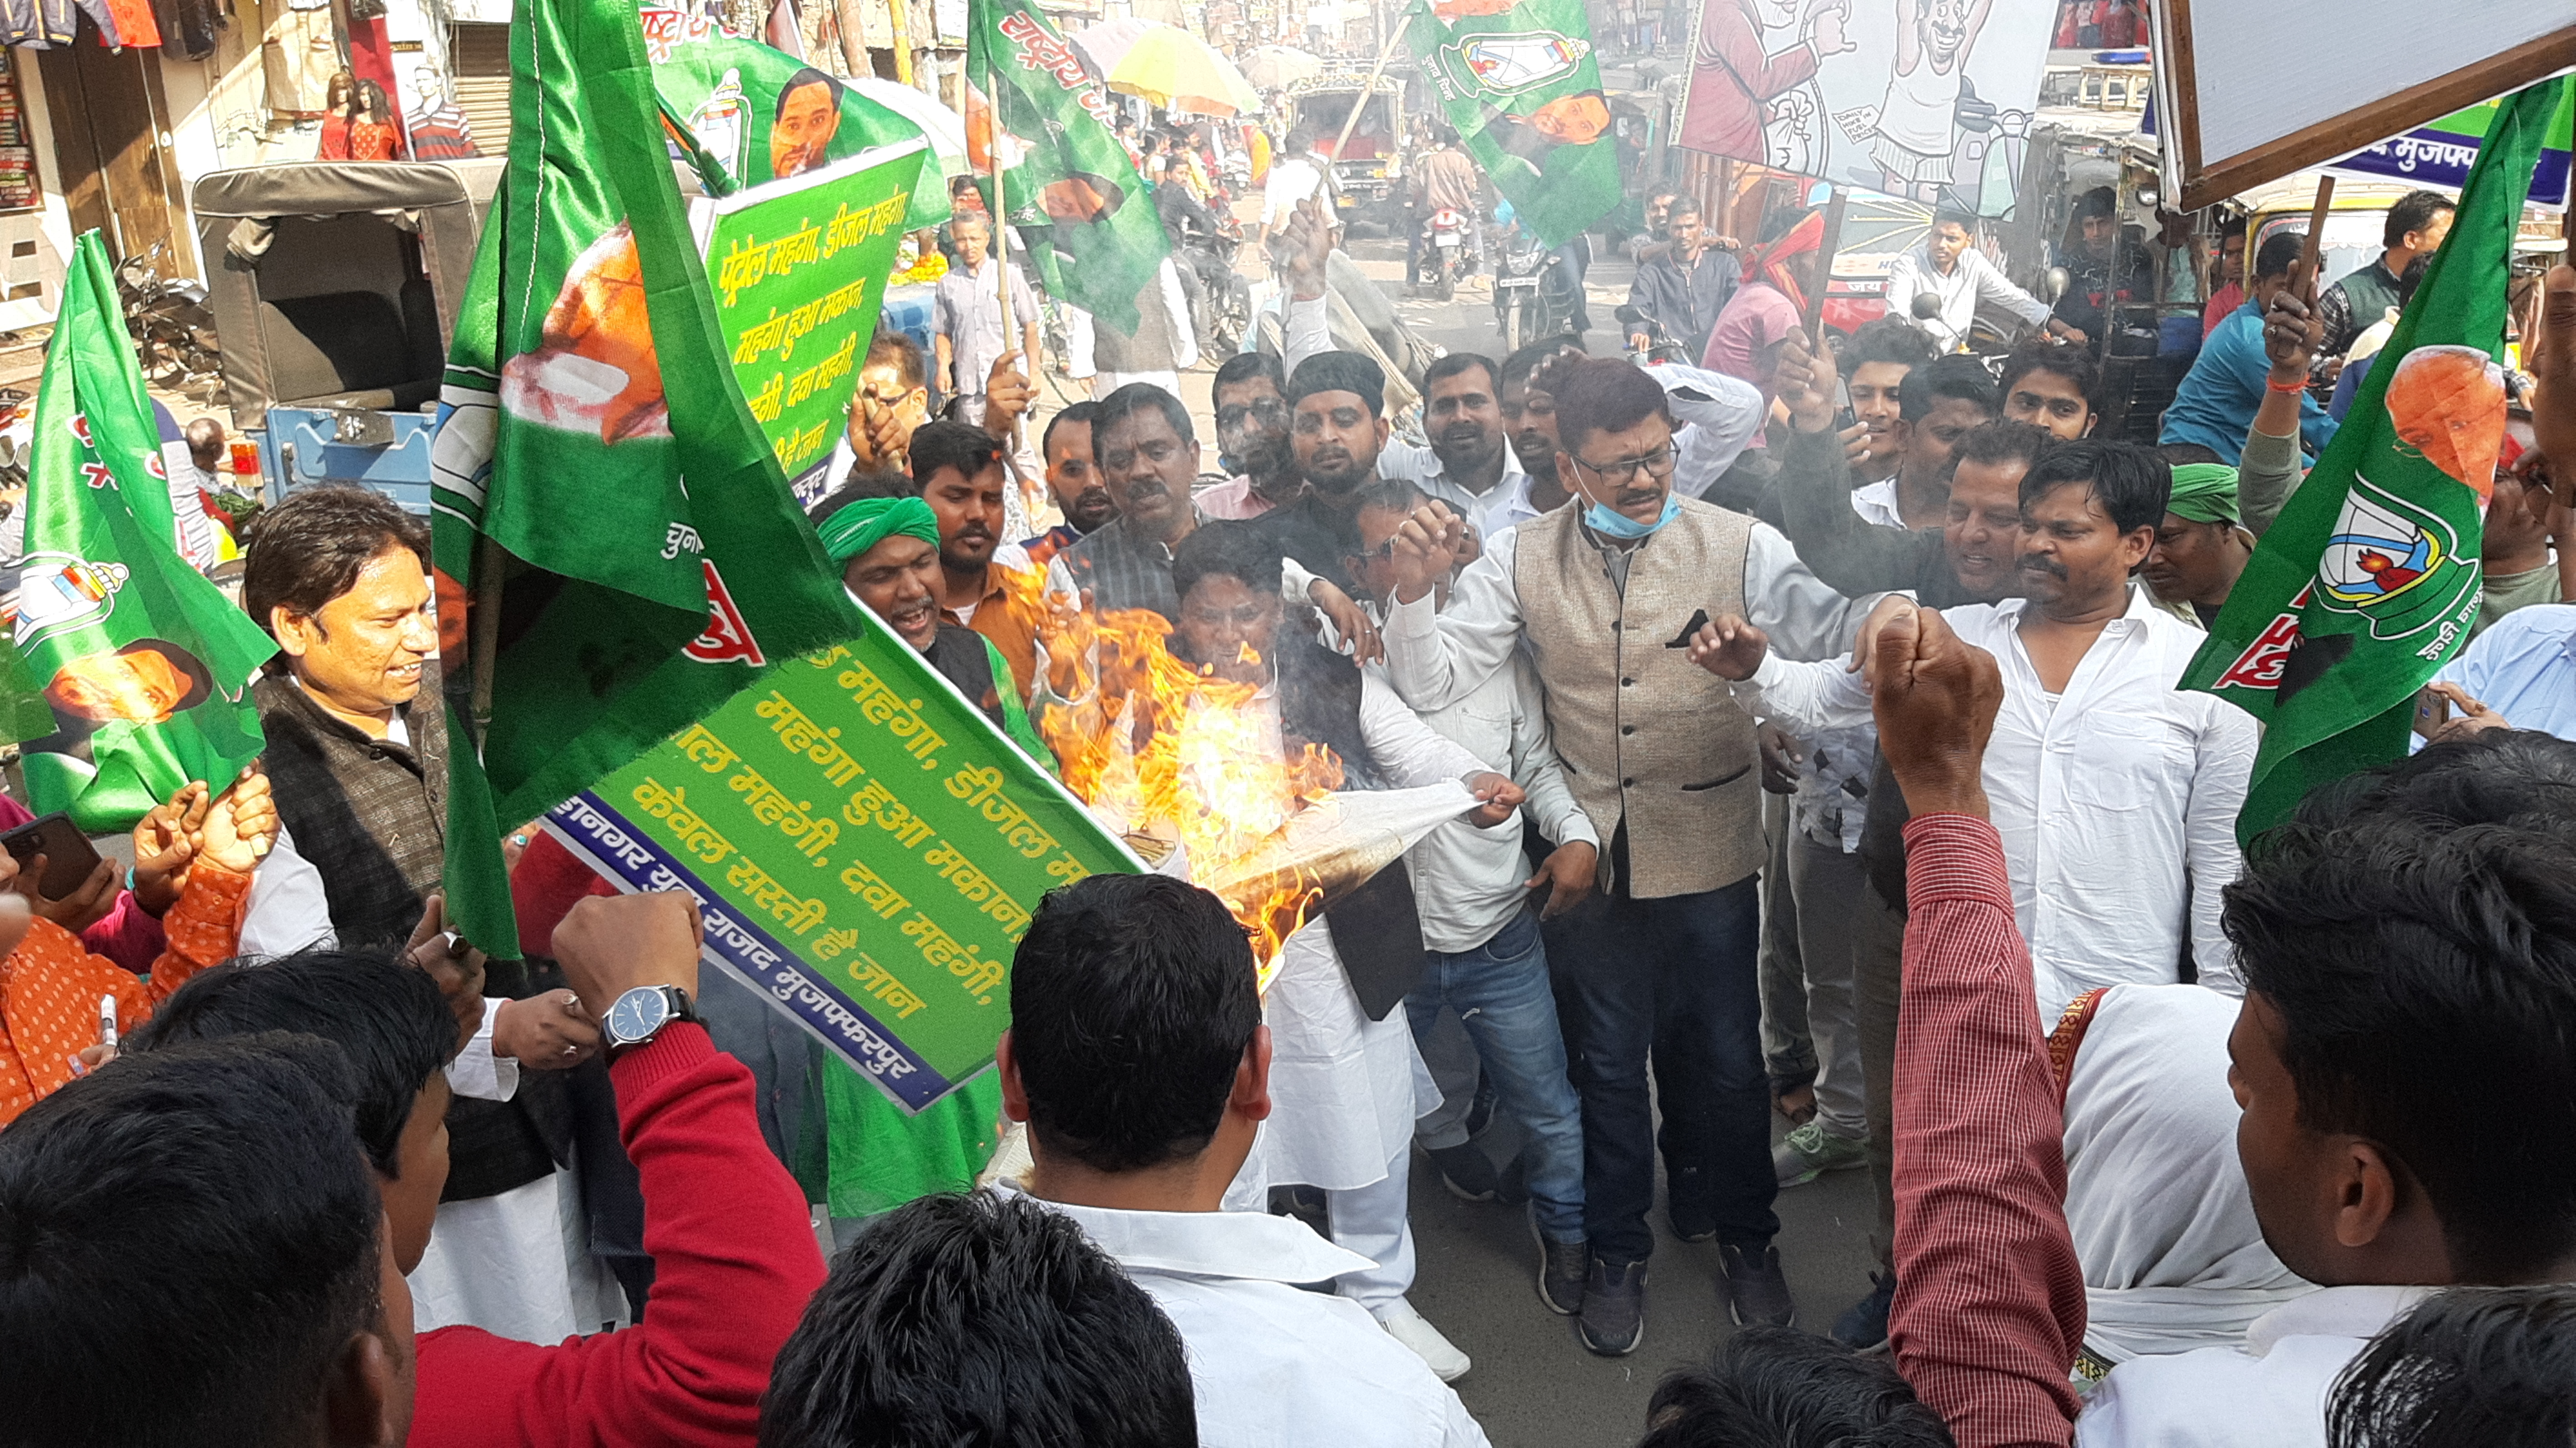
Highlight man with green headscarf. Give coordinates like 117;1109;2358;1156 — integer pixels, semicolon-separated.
2142;459;2254;628
809;482;1049;763
801;480;1050;1231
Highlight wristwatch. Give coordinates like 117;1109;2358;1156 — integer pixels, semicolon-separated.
601;985;701;1056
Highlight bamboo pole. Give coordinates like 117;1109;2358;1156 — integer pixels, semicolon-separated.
1329;21;1407;186
2292;175;2334;304
1800;185;1847;342
468;533;505;733
886;0;915;87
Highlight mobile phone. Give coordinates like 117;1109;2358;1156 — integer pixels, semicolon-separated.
2412;685;2451;741
1;810;104;899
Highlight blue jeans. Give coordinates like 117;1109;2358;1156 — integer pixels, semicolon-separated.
1555;873;1774;1264
1403;905;1587;1244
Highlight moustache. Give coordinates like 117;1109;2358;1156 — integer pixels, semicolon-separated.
1073;486;1112;510
1439;424;1487;446
1125;477;1169;503
2018;554;2069;579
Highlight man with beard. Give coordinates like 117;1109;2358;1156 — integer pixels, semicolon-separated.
1198;352;1303;520
909;420;1045;700
1379;355;1524;524
1253;350;1399;591
1483;341;1588;534
1020;402;1108;568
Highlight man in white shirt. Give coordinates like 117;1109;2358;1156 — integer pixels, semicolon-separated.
1379;353;1524;521
994;871;1490;1448
1379;357;1884;1354
1882;209;2073;355
1713;439;2256;1022
931;213;1042;428
1345;476;1600;1319
1260;128;1333;250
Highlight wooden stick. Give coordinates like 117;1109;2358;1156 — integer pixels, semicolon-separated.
468;533;506;734
2294;175;2334;305
1801;185;1847;342
1329;24;1407;182
886;0;915;88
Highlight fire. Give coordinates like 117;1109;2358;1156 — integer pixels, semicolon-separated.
1033;596;1346;986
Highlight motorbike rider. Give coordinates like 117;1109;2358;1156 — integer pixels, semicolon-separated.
1408;127;1482;288
1623;197;1740;361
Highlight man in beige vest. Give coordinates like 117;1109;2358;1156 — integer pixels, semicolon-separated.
1380;358;1882;1356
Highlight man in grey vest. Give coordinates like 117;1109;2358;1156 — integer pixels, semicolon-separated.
1379;357;1882;1356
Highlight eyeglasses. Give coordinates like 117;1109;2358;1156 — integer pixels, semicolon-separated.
1566;444;1677;487
1216;398;1288;428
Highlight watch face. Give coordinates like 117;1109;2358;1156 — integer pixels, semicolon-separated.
606;987;671;1046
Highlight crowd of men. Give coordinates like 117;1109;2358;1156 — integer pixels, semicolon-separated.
5;181;2576;1448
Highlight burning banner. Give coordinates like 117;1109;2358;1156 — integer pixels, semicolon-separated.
1036;601;1476;993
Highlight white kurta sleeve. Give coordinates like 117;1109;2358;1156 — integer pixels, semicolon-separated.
1743;522;1895;661
1503;655;1597;849
236;823;337;958
1660;364;1766;499
443;1000;522;1101
1970;249;2058;330
1380;529;1525;713
2184;702;2259;997
1283;292;1333;378
1740;650;1874;737
1357;674;1496;787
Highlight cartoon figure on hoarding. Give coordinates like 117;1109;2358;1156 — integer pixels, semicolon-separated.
44;638;213;725
1680;0;1853;164
1831;0;1993;199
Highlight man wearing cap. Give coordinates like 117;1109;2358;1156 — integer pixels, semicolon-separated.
2140;462;2254;628
1250;350;1400;591
810;482;1048;763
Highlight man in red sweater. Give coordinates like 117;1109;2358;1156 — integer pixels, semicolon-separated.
133;889;824;1447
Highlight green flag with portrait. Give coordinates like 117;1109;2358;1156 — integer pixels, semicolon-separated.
966;0;1166;332
1402;0;1621;249
15;231;277;833
2182;78;2565;842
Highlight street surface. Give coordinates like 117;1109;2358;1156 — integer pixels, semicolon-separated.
1128;235;1887;1448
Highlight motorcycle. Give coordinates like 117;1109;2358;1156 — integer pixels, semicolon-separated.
1415;207;1468;302
116;241;223;396
1615;304;1695;368
1493;223;1580;354
1168;207;1252;360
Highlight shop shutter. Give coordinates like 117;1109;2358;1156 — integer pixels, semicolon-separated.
451;23;511;156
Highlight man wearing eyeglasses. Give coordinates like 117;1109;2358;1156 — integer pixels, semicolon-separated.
1378;357;1886;1358
1197;352;1304;521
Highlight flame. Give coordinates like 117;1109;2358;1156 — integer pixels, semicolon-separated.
1036;600;1346;986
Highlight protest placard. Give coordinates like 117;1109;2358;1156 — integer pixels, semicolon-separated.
543;608;1140;1112
692;141;925;503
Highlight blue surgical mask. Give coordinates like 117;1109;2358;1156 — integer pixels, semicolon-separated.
1584;492;1681;539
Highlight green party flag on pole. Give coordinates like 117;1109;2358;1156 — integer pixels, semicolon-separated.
1402;0;1621;250
15;231;276;833
428;0;867;957
644;28;952;232
966;0;1167;332
2181;77;2566;845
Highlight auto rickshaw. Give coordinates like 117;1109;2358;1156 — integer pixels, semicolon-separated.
190;159;503;513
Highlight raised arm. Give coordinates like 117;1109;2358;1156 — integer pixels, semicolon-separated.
1769;332;1970;602
1659;363;1767;499
409;894;828;1448
1381;507;1525;712
1869;604;2084;1448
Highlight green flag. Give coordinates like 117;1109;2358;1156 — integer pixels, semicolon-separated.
15;231;276;833
966;2;1167;332
1403;0;1621;249
2181;78;2564;843
643;26;951;233
430;0;867;956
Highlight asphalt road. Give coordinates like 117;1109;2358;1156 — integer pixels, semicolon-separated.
1316;238;1891;1448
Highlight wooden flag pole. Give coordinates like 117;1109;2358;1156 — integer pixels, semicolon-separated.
469;533;506;732
2293;176;2335;304
1800;185;1847;343
1330;23;1408;186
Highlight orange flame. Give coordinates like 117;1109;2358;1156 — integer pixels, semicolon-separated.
1036;601;1344;985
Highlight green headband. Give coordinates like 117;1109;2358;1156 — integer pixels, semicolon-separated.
2166;463;2241;526
818;495;941;563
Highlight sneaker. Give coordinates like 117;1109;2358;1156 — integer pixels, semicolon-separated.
1578;1256;1646;1356
1424;1141;1499;1202
1376;1297;1471;1382
1773;1121;1869;1187
1718;1243;1796;1327
1531;1215;1586;1316
1833;1271;1896;1352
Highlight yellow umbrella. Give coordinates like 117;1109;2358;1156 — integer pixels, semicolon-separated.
1095;25;1261;116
